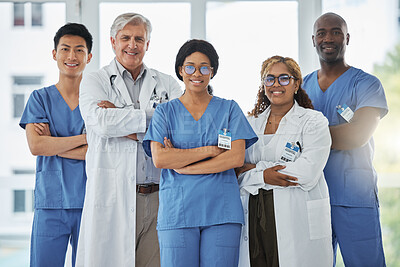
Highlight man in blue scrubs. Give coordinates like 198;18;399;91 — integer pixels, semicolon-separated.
303;13;387;267
19;23;92;267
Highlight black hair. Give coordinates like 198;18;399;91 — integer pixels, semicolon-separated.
53;23;93;53
175;39;219;95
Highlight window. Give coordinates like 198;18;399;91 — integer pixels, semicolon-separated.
13;190;26;212
13;169;35;175
13;76;43;118
31;3;43;26
13;2;24;26
99;2;190;76
13;190;34;213
206;1;298;113
13;2;43;27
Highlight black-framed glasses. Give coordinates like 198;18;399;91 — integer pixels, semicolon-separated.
183;65;213;75
263;74;297;87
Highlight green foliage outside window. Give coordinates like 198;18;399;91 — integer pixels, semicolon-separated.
373;43;400;267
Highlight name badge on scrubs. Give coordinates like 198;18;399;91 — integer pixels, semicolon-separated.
280;142;300;162
218;128;231;150
336;104;354;123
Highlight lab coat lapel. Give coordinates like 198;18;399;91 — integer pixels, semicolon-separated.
110;60;133;106
139;68;157;110
253;108;270;134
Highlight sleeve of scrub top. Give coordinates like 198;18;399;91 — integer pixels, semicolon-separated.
142;103;169;157
19;90;49;129
354;74;388;118
79;72;146;138
229;100;258;148
277;112;331;191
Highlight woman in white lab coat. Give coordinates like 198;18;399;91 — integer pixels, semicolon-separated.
237;56;333;267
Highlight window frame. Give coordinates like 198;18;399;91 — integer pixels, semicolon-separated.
4;0;319;74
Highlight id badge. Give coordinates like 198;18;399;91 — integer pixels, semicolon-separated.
218;128;231;150
336;104;354;122
280;142;300;162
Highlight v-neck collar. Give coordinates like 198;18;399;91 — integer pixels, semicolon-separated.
53;85;79;112
316;67;353;94
177;96;214;122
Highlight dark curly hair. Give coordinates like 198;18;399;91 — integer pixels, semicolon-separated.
175;39;219;95
249;55;314;117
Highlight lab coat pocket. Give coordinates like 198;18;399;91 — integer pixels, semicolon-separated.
306;198;331;240
89;168;116;207
158;187;185;228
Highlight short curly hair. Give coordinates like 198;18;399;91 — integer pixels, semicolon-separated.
249;55;314;117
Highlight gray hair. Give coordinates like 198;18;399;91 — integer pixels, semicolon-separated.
110;13;152;40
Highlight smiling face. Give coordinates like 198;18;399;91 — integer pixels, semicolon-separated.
263;62;299;109
179;52;213;95
111;23;149;77
312;14;349;64
52;35;92;79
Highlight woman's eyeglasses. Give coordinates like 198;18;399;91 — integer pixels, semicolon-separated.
263;74;296;87
183;65;213;75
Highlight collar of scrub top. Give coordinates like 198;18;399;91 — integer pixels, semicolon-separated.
109;58;158;110
253;101;306;133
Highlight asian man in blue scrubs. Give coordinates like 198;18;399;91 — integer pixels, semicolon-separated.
303;12;387;267
19;23;92;267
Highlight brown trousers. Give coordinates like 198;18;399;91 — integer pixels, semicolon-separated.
248;189;279;267
136;191;160;267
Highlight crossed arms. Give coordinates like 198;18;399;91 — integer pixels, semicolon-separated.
26;123;87;160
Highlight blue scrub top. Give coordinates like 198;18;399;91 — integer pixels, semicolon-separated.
19;85;87;209
143;96;258;230
303;67;388;207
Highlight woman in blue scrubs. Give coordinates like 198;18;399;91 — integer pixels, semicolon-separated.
143;39;257;267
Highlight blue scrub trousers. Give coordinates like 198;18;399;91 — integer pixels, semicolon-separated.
30;209;82;267
331;205;386;267
158;223;241;267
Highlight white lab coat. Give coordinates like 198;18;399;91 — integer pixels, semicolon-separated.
238;102;333;267
76;59;182;267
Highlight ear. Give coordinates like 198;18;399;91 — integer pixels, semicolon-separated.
346;33;350;45
179;66;183;77
312;35;316;47
52;49;57;61
87;53;92;64
145;40;150;51
110;36;116;50
294;80;300;90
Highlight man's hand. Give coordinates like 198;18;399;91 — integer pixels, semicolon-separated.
126;134;138;141
263;165;298;186
97;100;138;140
97;100;116;109
33;123;51;136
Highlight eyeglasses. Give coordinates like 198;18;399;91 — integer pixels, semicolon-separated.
183;65;213;75
263;74;297;87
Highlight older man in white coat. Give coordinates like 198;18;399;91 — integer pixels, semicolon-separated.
76;13;182;267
